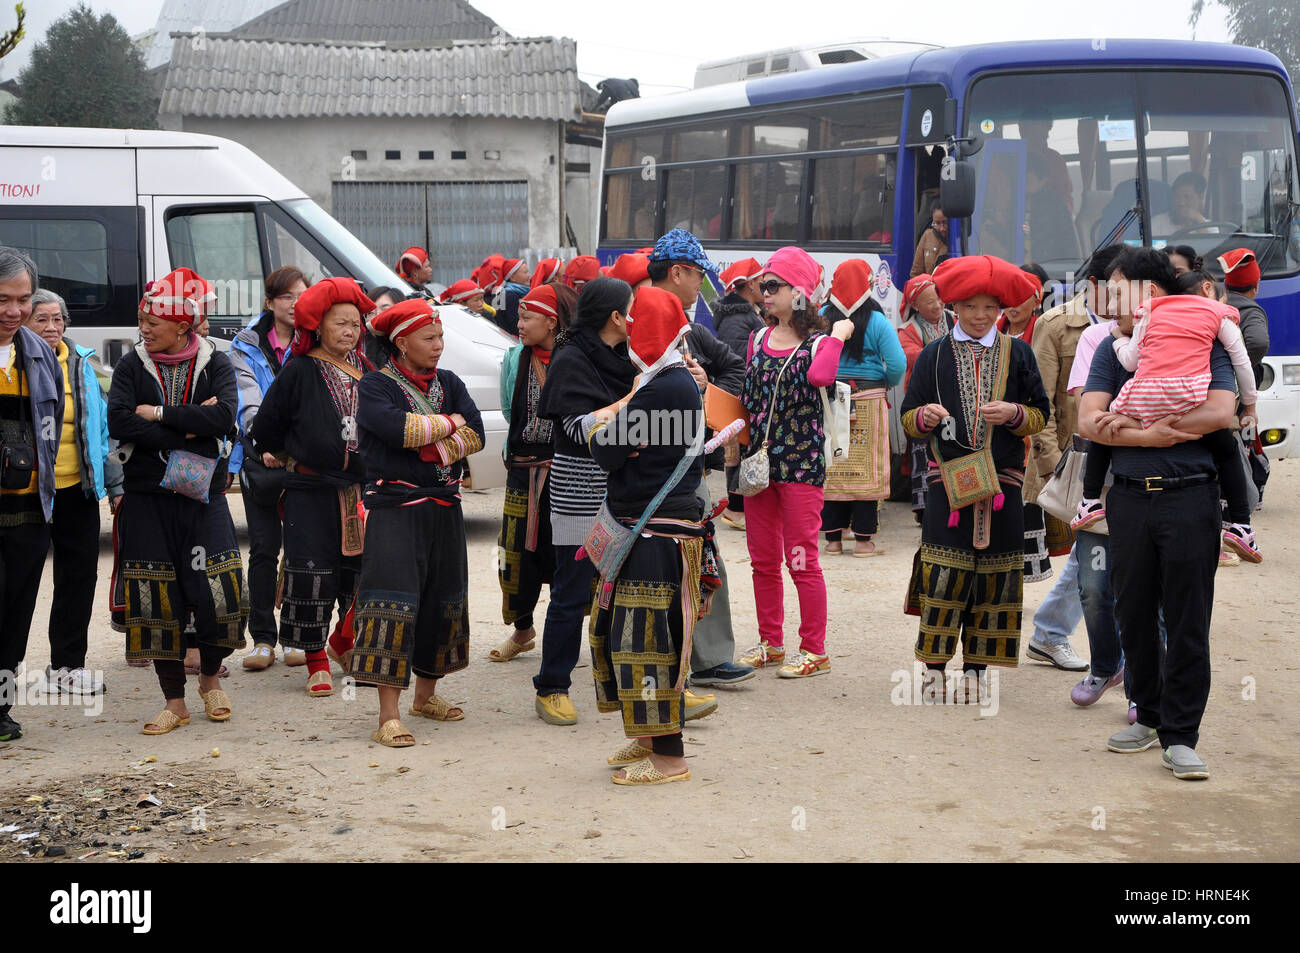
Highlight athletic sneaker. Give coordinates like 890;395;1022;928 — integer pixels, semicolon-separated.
1222;523;1262;564
737;641;785;668
1070;667;1124;707
46;665;105;695
1107;722;1160;753
690;661;757;686
1071;498;1106;530
1162;745;1209;780
777;651;830;678
1027;639;1089;671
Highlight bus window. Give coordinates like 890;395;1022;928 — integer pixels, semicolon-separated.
665;166;725;240
812;153;895;244
165;208;262;320
813;98;902;150
733;160;803;241
966;71;1133;272
668;125;729;163
0;218;109;311
606;130;666;169
1139;71;1300;276
603;171;658;244
739;115;809;156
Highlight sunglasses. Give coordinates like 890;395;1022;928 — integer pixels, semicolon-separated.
758;279;788;295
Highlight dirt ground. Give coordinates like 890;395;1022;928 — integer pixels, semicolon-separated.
2;465;1298;863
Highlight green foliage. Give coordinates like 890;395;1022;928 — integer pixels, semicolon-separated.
0;3;25;60
3;2;157;128
1192;0;1300;82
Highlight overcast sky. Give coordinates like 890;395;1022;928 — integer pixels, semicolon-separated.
1;0;1236;89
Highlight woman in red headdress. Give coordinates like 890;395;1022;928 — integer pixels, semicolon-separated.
900;256;1050;702
350;299;484;746
395;246;435;298
897;273;954;518
107;268;247;734
250;278;375;698
587;285;717;784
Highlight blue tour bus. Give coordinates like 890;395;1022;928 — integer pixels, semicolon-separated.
598;38;1300;458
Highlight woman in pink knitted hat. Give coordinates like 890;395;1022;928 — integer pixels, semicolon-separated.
736;247;853;679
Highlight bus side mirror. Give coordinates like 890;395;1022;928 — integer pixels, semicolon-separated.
942;98;957;139
941;158;977;220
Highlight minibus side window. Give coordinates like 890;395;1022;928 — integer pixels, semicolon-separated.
0;217;110;310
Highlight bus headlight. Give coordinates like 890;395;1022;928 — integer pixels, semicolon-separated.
1262;428;1286;446
1284;364;1300;386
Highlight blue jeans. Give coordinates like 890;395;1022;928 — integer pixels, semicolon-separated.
533;544;597;697
1075;530;1125;685
1031;543;1083;647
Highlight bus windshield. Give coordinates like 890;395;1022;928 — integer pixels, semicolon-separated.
964;69;1300;279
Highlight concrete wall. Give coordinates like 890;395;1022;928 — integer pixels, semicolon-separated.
169;114;565;248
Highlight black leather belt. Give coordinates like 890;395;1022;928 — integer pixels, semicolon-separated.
1113;473;1214;493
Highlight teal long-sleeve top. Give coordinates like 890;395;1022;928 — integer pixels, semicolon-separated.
834;311;906;387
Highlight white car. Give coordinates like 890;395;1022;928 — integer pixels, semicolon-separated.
0;126;512;487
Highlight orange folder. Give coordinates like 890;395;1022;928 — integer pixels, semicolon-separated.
704;384;750;446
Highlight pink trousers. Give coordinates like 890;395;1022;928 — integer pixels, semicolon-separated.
744;481;827;655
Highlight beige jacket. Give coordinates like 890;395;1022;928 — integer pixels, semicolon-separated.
1024;291;1093;503
910;228;948;278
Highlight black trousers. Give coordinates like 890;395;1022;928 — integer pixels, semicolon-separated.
822;499;879;540
1108;480;1219;749
242;487;283;646
46;485;100;669
0;520;53;717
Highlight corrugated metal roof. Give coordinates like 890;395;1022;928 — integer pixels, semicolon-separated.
143;0;285;70
159;36;581;122
232;0;500;45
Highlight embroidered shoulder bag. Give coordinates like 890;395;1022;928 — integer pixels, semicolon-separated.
929;333;1013;511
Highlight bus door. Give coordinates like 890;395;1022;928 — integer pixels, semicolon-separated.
904;85;952;271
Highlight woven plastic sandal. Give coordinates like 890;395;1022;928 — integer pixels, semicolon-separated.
488;636;535;662
409;695;464;721
306;670;333;697
607;740;653;766
198;687;232;722
371;719;416;747
141;710;189;735
283;648;307;666
242;644;275;671
612;759;690;786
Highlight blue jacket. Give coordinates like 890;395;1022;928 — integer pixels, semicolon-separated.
228;311;285;473
834;311;907;388
61;339;123;501
9;326;64;522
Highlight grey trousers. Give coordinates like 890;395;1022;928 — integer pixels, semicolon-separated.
691;548;735;671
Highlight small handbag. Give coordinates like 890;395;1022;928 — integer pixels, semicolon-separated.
1038;434;1109;535
737;329;802;497
931;438;1000;510
159;438;231;504
927;333;1011;511
582;398;703;609
1;335;37;491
